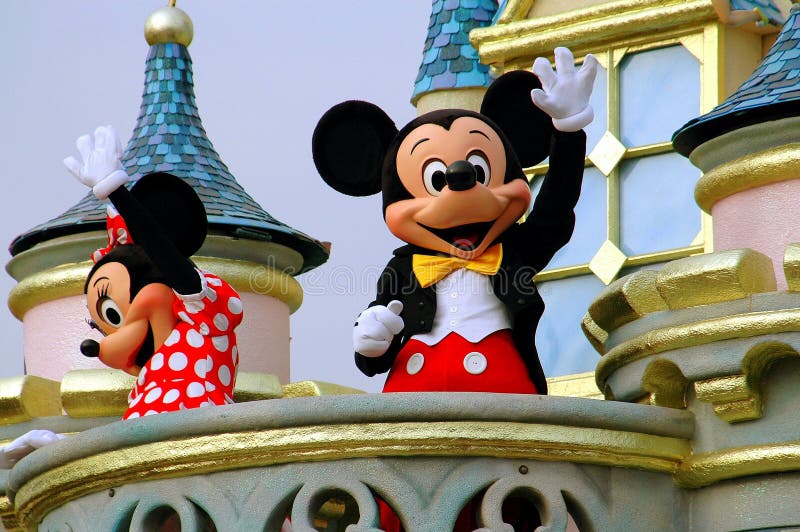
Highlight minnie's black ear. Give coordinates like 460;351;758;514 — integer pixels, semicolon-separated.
480;70;554;167
312;101;398;197
131;172;207;257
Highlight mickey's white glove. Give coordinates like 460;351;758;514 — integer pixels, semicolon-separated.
63;125;129;199
532;47;599;132
353;300;404;358
0;429;64;469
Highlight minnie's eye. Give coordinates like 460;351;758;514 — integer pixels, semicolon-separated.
98;298;124;328
467;152;491;186
422;160;447;196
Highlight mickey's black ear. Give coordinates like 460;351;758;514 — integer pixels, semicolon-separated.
131;172;207;257
480;70;553;167
312;101;398;197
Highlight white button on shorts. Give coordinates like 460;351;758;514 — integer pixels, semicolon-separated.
406;353;425;375
463;352;488;375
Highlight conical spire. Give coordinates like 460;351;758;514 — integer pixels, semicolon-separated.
412;0;498;104
673;6;800;155
11;8;328;274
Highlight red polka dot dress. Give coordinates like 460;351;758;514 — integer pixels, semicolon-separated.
124;271;243;419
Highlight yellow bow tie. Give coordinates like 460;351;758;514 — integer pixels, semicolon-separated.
412;244;503;288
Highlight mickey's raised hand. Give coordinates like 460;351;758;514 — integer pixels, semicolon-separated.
531;47;598;132
64;125;130;199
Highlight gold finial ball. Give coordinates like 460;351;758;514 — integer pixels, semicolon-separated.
144;6;194;47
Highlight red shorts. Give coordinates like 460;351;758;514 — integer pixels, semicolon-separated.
382;330;538;394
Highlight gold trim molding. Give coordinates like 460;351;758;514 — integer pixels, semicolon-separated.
470;0;716;64
589;269;667;333
13;421;689;528
784;243;800;292
695;143;800;213
0;376;61;425
596;308;800;388
7;257;303;320
676;443;800;488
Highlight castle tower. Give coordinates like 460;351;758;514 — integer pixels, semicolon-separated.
412;0;498;114
5;5;328;383
673;3;800;288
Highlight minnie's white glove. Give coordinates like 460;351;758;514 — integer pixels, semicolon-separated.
63;125;129;199
532;47;599;132
0;429;64;469
353;300;404;358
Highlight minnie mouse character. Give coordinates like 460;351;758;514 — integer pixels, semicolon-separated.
65;125;243;419
313;48;597;395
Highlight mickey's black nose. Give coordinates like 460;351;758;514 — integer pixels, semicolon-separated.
445;160;477;191
80;339;100;358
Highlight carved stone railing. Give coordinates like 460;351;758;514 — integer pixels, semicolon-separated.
5;393;693;531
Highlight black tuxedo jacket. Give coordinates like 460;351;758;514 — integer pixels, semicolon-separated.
356;130;587;394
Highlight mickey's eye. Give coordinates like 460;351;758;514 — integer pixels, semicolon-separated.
467;152;491;186
422;159;447;196
98;298;124;328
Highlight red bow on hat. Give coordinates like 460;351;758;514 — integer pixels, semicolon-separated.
92;206;134;263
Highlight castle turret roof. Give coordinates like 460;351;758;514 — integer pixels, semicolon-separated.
672;6;799;156
11;38;328;274
412;0;498;104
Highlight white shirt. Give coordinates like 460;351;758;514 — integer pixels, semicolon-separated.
411;268;511;346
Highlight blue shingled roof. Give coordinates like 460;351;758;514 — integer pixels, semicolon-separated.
11;43;329;274
731;0;784;26
673;6;800;156
412;0;498;103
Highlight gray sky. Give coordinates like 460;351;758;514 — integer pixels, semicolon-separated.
0;2;431;391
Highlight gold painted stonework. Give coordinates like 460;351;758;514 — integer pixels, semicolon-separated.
694;375;762;423
470;0;716;64
784;243;800;292
281;381;365;398
8;257;303;320
596;308;800;388
694;143;800;212
0;376;61;426
655;249;775;310
589;269;668;333
581;312;608;355
13;421;690;528
589;240;627;285
0;496;19;532
546;372;603;399
144;5;193;46
642;360;688;409
676;443;800;488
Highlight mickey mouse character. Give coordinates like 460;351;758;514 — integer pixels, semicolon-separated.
65;126;243;419
313;48;597;395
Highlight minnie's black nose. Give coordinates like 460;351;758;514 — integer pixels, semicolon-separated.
80;339;100;358
445;160;477;191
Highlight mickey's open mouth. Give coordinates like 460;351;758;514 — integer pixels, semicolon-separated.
422;221;493;251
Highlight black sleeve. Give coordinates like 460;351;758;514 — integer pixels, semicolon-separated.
517;129;587;271
108;187;203;295
354;258;406;377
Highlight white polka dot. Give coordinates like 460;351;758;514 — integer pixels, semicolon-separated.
206;355;214;371
129;393;143;408
232;346;239;365
144;410;159;417
164;330;180;347
194;358;208;378
186;330;204;348
168;352;188;371
214;313;229;331
145;381;157;391
185;300;205;314
179;402;187;410
199;323;210;336
127;412;140;419
144;387;162;404
218;365;232;386
150;353;164;371
212;335;229;352
178;311;195;325
163;389;180;404
224;394;234;404
206;287;218;302
207;277;223;287
205;381;216;392
227;297;243;315
186;382;205;398
137;367;148;385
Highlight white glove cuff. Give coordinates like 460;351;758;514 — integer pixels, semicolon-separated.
92;169;130;199
552;105;594;132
